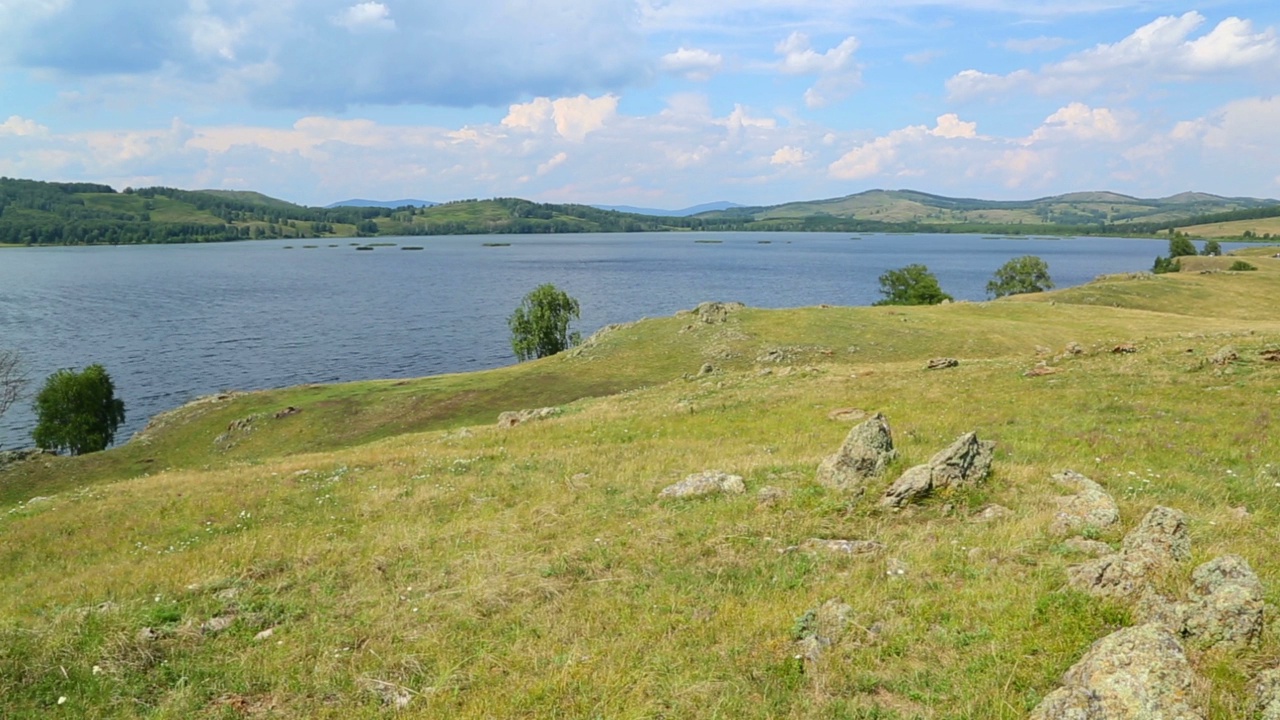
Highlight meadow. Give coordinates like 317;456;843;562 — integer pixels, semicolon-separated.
2;250;1279;718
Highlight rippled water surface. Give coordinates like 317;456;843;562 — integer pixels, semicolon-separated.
0;232;1224;447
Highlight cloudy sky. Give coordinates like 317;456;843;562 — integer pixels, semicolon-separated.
1;1;1278;208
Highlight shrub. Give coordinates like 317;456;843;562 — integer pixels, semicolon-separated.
508;284;582;361
1152;256;1180;274
874;264;953;306
31;364;126;455
1201;240;1222;256
986;255;1054;298
1168;235;1198;258
1229;260;1257;271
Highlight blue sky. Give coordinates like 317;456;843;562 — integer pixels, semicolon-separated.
1;1;1278;208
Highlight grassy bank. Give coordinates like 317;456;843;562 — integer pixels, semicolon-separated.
2;253;1280;718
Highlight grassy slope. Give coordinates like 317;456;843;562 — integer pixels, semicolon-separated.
1180;216;1280;238
3;254;1280;717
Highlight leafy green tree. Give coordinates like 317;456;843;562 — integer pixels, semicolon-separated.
1168;234;1197;258
1152;255;1180;274
1201;240;1222;256
986;255;1054;298
873;264;953;306
508;284;582;361
31;364;126;455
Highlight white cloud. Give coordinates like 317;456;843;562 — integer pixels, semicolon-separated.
949;12;1280;100
904;50;942;66
537;152;569;176
774;32;862;108
502;94;619;142
658;47;724;81
332;2;396;32
0;116;50;137
1029;103;1125;143
931;113;978;139
770;145;811;166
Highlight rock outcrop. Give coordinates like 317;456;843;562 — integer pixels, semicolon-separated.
926;357;959;370
1030;624;1203;720
658;471;746;499
1252;668;1280;720
879;432;994;508
815;413;897;492
1068;506;1189;599
497;406;561;429
1050;470;1120;535
1139;554;1264;651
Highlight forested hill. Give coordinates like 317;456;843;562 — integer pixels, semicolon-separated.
3;177;1280;246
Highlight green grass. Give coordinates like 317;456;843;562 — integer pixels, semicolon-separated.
3;249;1280;717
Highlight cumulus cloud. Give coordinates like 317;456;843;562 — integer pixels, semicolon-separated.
537;152;569;176
770;145;811;166
658;47;724;81
829;115;978;180
1029;103;1126;143
0;0;646;109
949;12;1280;100
502;94;619;142
774;32;862;108
0;116;51;137
332;2;396;33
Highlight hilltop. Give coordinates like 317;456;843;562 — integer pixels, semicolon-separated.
4;177;1279;246
2;249;1280;717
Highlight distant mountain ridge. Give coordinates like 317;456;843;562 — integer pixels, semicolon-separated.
326;198;439;209
590;201;743;217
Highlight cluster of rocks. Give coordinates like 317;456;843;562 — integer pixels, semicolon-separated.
1033;474;1271;718
677;301;744;328
496;406;561;429
812;413;994;509
0;447;56;470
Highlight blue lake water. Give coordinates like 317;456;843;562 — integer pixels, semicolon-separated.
0;232;1235;448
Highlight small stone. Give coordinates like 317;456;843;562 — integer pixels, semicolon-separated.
201;615;236;634
1208;345;1239;365
697;363;715;377
756;486;787;505
926;357;959;370
971;504;1012;523
254;628;276;642
794;599;853;662
1065;341;1085;355
799;539;886;556
214;588;239;601
1112;343;1138;354
497;406;560;429
1024;365;1061;377
658;470;746;499
136;627;160;642
826;407;867;422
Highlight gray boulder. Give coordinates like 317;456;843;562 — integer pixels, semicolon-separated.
1179;555;1264;649
1050;470;1120;535
659;470;746;499
1068;506;1189;599
1029;624;1204;720
815;413;897;492
880;431;994;508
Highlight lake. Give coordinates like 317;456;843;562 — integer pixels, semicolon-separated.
0;232;1231;448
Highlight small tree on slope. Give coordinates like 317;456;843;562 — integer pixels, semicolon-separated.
508;284;582;361
32;364;126;455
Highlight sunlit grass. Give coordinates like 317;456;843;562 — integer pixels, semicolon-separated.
2;249;1280;717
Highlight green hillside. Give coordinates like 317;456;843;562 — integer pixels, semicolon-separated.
3;250;1280;717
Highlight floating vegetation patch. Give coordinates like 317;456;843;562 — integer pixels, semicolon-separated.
482;242;511;247
757;240;772;244
302;245;318;249
694;239;724;244
367;242;397;247
401;246;424;251
283;246;294;249
355;246;374;251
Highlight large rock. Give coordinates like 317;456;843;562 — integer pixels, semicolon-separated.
1029;624;1204;720
815;413;897;492
879;432;994;508
1068;506;1189;599
1050;470;1120;535
659;471;746;499
1253;668;1280;720
1177;555;1264;650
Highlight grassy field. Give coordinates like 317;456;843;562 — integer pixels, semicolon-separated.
3;253;1280;717
1180;216;1280;239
